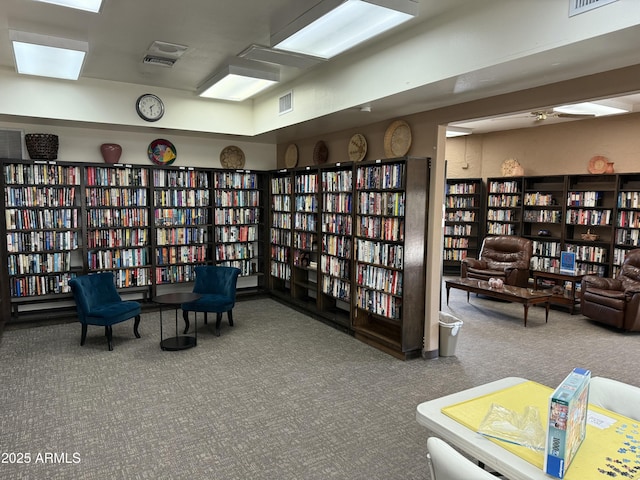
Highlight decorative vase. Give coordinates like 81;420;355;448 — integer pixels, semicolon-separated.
605;162;615;174
100;143;122;164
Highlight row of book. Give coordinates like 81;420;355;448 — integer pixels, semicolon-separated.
215;225;258;243
615;227;640;245
355;238;404;269
153;169;209;189
523;209;562;223
487;209;517;221
155;264;199;284
356;287;401;320
270;261;291;280
447;182;477;194
358;191;405;217
489;181;519;193
323;192;352;213
356;264;403;295
533;240;562;257
443;237;469;248
215;243;255;261
213;190;260;207
89;208;148;228
294;231;316;250
88;248;149;269
270;177;292;195
566;209;612;226
271;195;291;211
214;207;259;225
295;194;318;212
487;194;520;207
565;243;608;263
617;210;640;228
320;254;350;279
443;249;468;261
153;189;210;207
322;234;351;258
356;164;404;190
524;192;556;206
530;257;560;271
322;276;350;301
87;166;148;187
613;247;633;265
486;222;516;235
156;227;207;246
213;172;258;190
445;211;475;222
294;212;317;231
156;245;207;265
294;173;318;194
217;259;259;276
444;224;473;236
270;228;292;246
446;196;477;208
89;228;148;249
10;272;76;297
6;186;77;207
321;170;352;193
85;187;147;207
270;245;290;264
321;213;352;235
154;208;208;226
7;252;71;275
271;212;292;230
567;191;602;207
5;164;80;186
356;216;405;242
7;230;79;252
6;208;79;230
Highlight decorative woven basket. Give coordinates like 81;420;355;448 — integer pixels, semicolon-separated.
581;229;599;241
25;133;59;160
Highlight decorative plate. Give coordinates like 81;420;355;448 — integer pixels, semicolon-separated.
285;143;298;168
220;145;245;169
501;158;524;177
384;119;412;158
588;155;608;174
148;139;177;166
348;133;367;162
313;140;329;164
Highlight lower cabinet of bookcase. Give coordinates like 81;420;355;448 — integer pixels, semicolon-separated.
352;308;423;360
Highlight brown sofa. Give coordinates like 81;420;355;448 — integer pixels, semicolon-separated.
461;235;533;288
580;249;640;332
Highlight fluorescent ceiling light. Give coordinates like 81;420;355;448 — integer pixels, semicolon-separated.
238;44;325;69
271;0;418;59
10;30;88;80
554;102;628;116
33;0;103;13
198;63;279;101
446;127;473;138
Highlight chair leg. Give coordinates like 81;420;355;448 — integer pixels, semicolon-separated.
133;315;141;339
183;310;190;334
80;324;88;346
105;326;114;351
204;313;208;325
227;309;234;327
215;312;223;336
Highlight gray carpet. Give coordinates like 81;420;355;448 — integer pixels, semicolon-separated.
1;283;638;480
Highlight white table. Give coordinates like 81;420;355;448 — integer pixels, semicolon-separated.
416;377;549;480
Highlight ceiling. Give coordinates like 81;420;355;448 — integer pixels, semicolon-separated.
2;0;640;141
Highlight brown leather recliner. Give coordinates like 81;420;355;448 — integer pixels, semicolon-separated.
581;249;640;332
461;236;533;288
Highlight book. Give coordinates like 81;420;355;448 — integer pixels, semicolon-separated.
543;367;591;479
559;251;576;274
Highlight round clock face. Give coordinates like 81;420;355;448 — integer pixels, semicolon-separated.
348;133;367;162
136;93;164;122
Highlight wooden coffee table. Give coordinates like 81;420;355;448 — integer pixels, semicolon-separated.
445;278;552;327
532;269;587;314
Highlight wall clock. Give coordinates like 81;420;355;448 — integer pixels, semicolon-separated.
348;133;367;162
136;93;164;122
384;120;412;158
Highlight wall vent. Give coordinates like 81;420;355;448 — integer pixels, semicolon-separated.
569;0;618;17
143;55;176;67
0;128;25;160
279;91;293;115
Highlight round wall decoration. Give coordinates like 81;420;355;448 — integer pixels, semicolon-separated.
148;139;177;166
588;155;609;174
501;158;524;177
384;119;412;158
313;140;329;164
348;133;367;162
220;145;245;169
284;143;298;168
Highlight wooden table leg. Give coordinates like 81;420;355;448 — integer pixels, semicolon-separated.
446;286;450;305
545;301;550;323
467;291;470;303
523;304;529;327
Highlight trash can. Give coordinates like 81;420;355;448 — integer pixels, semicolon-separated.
439;312;463;357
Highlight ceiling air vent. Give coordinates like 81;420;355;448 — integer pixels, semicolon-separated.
569;0;618;17
143;55;176;68
279;91;293;115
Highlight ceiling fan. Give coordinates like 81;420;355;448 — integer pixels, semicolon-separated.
530;110;596;121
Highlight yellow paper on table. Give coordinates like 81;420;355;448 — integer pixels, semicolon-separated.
441;381;640;480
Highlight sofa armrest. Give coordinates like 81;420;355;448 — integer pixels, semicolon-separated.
461;258;486;269
582;275;622;291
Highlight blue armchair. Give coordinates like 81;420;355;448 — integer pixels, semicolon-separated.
68;272;141;351
182;266;241;337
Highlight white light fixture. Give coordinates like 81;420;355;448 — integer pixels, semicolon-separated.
198;62;280;101
271;0;418;59
10;30;88;80
446;127;473;138
554;102;628;117
33;0;103;13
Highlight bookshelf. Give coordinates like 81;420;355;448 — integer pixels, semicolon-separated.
268;170;292;296
213;170;265;291
613;173;640;276
317;163;353;328
85;164;152;291
352;157;429;360
291;168;320;309
443;178;483;274
152;167;211;289
486;177;523;237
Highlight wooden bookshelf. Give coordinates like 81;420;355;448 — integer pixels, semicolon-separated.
268;170;292;296
486;177;523;237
